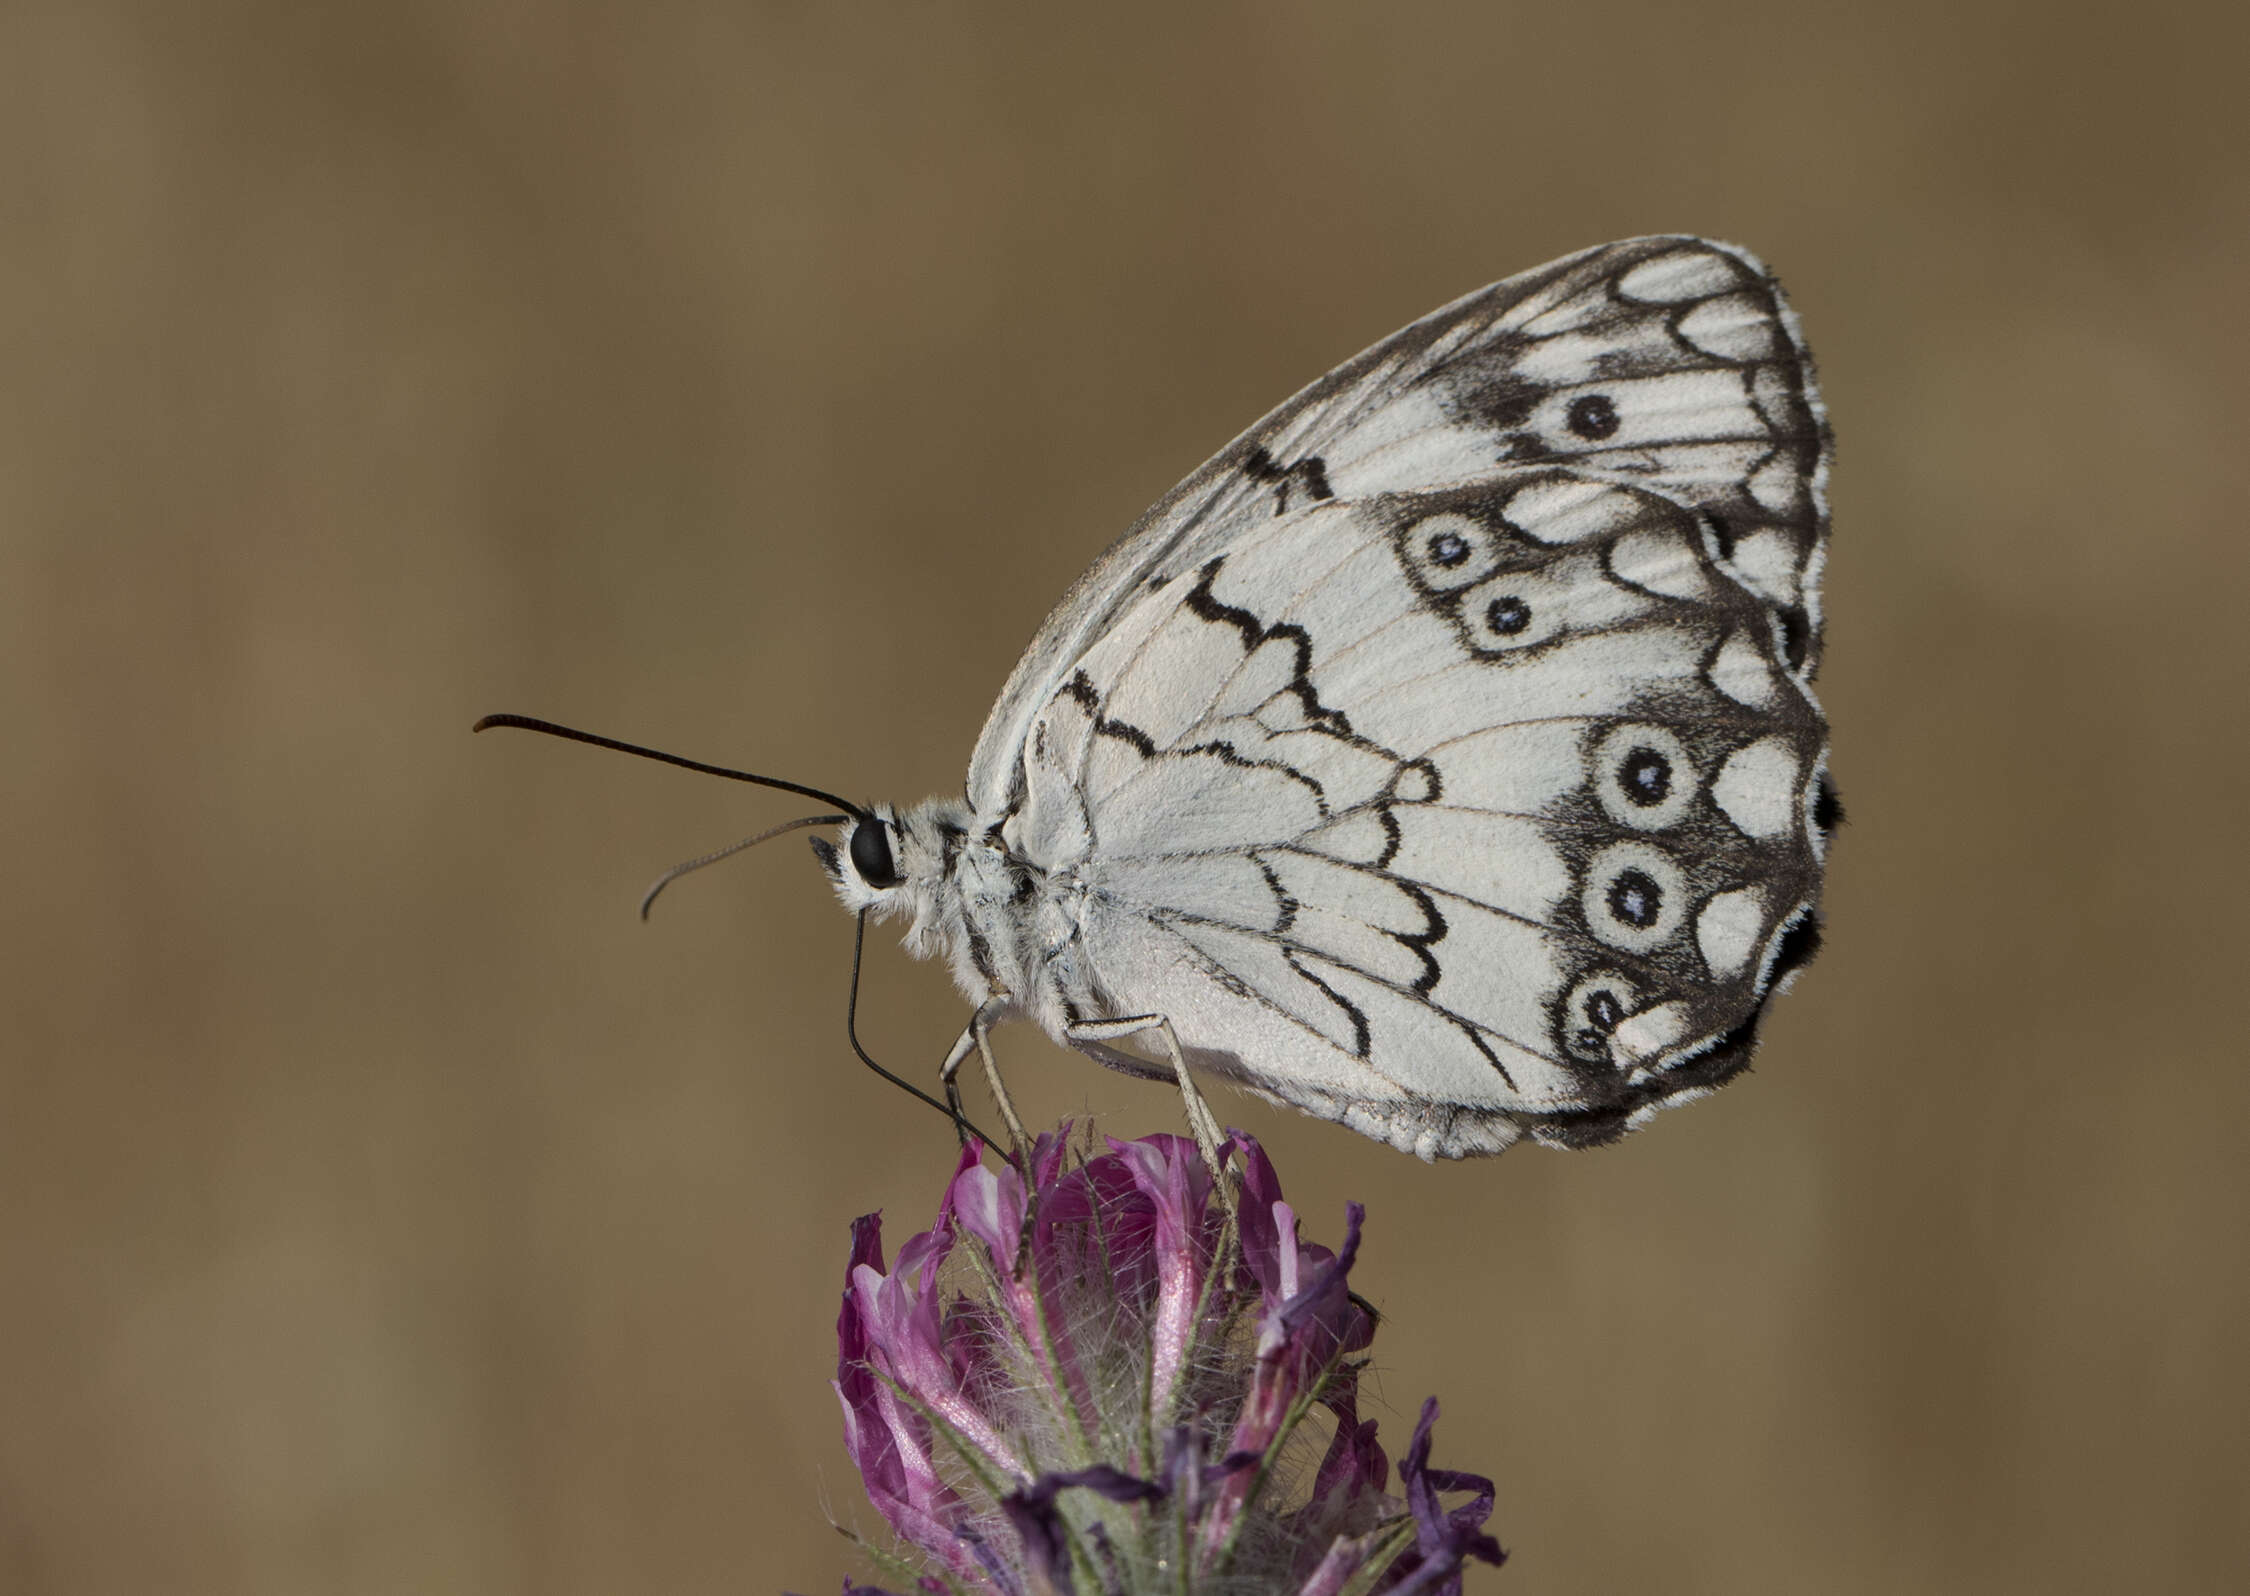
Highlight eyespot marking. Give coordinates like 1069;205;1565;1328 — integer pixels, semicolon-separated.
1581;841;1688;953
1607;868;1661;929
1566;393;1620;440
1559;969;1644;1063
1484;595;1531;636
1397;511;1505;594
1621;748;1670;806
1591;724;1698;830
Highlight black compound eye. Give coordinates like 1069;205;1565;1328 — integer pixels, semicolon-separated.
849;818;901;888
1484;595;1532;636
1566;393;1620;441
1428;529;1470;567
1606;868;1662;930
1620;746;1672;807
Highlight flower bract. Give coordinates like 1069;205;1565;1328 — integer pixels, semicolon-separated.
828;1126;1504;1595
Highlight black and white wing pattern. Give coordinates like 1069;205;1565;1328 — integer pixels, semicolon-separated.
979;238;1833;1159
968;236;1829;817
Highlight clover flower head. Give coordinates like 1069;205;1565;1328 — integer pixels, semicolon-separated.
828;1125;1504;1594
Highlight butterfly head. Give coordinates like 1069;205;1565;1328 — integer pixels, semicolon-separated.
811;798;971;933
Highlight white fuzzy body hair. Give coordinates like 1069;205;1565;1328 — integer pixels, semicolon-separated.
818;797;1069;1040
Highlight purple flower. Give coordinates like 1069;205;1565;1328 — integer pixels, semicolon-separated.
830;1126;1506;1594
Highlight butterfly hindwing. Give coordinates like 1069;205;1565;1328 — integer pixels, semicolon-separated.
999;464;1826;1158
964;237;1831;1158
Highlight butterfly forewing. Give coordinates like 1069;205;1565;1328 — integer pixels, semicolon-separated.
968;236;1829;823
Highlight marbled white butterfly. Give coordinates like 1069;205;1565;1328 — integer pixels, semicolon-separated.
487;237;1834;1162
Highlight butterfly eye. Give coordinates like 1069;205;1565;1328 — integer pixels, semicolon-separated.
849;818;901;889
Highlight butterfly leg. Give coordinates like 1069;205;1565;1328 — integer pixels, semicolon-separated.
935;1031;977;1149
942;997;1031;1161
1064;1014;1229;1182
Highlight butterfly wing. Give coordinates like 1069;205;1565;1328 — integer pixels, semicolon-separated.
975;238;1832;1158
967;236;1830;818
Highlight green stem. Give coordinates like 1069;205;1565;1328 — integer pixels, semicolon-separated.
851;1533;976;1596
1331;1517;1422;1596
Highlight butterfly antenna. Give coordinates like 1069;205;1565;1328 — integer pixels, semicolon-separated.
473;713;868;819
849;909;997;1150
639;814;850;920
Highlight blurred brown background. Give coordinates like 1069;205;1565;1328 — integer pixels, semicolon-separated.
4;2;2246;1592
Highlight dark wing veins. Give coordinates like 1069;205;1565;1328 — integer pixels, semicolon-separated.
1241;445;1335;514
1182;559;1354;739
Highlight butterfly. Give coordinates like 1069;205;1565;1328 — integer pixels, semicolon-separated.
487;236;1833;1162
